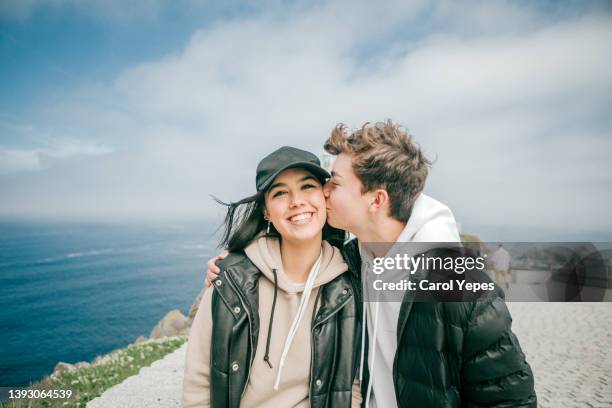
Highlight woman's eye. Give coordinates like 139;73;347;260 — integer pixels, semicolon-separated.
302;183;316;190
272;191;286;198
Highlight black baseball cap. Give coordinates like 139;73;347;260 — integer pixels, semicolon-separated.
256;146;330;192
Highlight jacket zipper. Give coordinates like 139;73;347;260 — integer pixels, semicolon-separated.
308;294;353;399
223;270;255;399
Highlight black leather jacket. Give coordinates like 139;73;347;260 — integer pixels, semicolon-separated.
209;251;361;408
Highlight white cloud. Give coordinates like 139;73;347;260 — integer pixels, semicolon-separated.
0;137;113;175
0;149;41;174
1;1;611;236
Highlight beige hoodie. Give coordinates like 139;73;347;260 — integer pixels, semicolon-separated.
183;236;362;408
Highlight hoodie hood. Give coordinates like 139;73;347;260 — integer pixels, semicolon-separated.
401;193;461;243
244;235;348;293
359;193;462;262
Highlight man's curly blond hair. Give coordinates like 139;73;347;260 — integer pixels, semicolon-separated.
324;120;431;222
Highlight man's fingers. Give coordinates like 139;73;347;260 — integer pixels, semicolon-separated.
209;250;229;273
207;256;221;274
205;249;229;286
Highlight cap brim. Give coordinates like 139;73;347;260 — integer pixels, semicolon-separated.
258;161;330;192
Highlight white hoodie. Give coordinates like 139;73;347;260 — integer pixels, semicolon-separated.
359;193;461;408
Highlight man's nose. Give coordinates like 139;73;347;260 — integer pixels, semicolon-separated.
323;181;331;198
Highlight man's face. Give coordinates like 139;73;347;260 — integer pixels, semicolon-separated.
323;153;371;233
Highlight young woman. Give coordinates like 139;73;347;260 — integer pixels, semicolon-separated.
183;146;362;408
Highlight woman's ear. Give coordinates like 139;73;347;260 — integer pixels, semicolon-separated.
262;207;269;221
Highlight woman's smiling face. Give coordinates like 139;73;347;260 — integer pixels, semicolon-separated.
264;167;327;244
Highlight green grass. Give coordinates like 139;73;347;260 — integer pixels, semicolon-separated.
1;336;186;408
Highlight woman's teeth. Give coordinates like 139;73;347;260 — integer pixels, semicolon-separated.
289;212;313;224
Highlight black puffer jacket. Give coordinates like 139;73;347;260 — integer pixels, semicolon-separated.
343;239;537;408
210;251;361;408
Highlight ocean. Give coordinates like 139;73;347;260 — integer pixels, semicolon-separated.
0;221;219;387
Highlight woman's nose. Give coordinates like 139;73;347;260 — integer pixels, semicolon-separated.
289;191;306;207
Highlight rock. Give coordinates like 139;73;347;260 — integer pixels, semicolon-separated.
135;336;147;344
54;362;76;374
75;362;91;369
149;309;189;339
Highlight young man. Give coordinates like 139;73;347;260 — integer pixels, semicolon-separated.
207;120;536;407
322;121;535;408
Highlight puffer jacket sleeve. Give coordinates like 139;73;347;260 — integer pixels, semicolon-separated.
460;295;537;408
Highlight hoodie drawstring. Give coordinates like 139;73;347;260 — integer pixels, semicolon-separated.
273;250;323;390
263;268;278;369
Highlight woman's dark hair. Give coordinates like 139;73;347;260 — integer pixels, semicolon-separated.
215;185;346;252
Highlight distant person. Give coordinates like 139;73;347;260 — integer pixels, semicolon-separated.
491;244;512;289
183;147;362;407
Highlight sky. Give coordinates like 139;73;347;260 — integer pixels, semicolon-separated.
0;0;611;240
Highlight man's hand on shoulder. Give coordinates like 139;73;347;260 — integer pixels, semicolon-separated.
205;249;228;287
